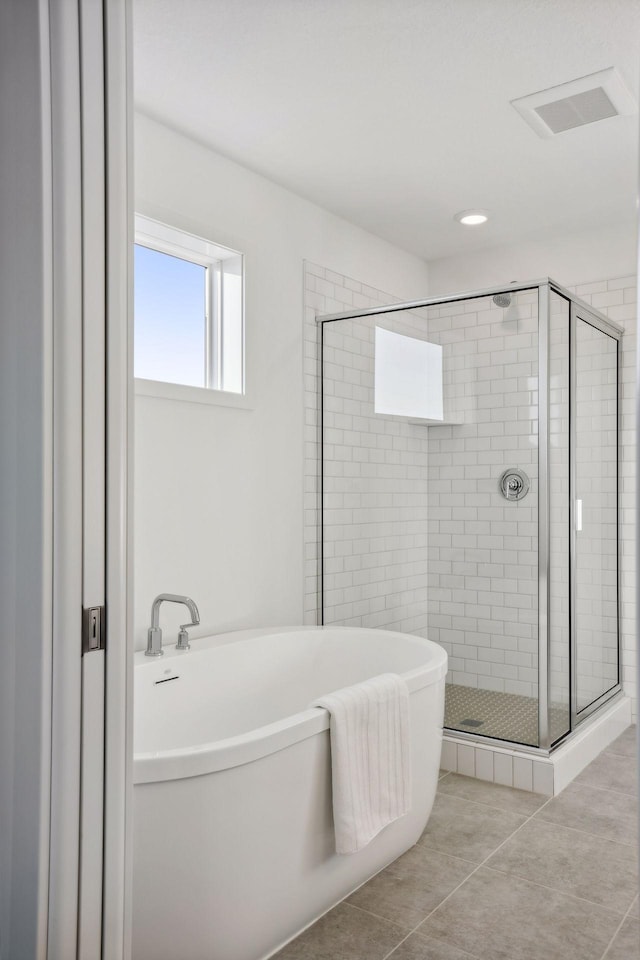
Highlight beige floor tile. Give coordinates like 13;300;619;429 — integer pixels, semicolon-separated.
576;750;638;796
347;845;475;932
418;867;622;960
436;773;546;817
275;753;639;960
485;818;637;913
418;794;526;863
272;902;404;960
389;931;480;959
535;781;638;846
605;725;638;760
603;915;640;960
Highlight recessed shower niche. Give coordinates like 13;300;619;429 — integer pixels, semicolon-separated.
318;280;622;752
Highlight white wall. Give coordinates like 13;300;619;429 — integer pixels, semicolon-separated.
428;222;638;297
133;113;430;648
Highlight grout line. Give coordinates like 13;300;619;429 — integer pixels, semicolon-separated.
480;863;636;916
436;785;547;816
571;779;638;800
395;847;481;870
532;809;639;848
379;794;556;959
599;894;638;960
342;900;407;932
384;930;482;960
346;845;485;926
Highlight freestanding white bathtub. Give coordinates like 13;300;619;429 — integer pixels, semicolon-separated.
132;626;447;960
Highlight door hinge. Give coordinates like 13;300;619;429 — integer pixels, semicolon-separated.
83;605;105;654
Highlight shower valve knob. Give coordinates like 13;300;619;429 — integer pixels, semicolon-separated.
499;468;530;501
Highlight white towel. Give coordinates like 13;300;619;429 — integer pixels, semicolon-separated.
312;673;412;855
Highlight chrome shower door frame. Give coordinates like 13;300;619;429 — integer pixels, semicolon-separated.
317;278;624;756
567;296;623;735
537;284;551;748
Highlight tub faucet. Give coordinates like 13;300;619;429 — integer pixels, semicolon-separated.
146;593;200;657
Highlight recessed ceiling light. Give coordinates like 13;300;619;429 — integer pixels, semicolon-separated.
455;209;488;226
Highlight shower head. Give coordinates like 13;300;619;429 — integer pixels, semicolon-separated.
493;292;512;308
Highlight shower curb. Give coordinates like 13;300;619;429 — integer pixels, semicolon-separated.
440;695;632;796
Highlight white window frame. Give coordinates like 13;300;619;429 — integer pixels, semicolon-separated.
134;214;245;401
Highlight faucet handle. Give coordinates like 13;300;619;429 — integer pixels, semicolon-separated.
177;621;197;651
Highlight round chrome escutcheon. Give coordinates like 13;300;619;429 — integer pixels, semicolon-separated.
499;468;530;501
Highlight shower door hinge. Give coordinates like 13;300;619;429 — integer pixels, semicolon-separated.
82;605;106;654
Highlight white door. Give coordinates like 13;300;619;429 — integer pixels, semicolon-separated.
0;1;129;957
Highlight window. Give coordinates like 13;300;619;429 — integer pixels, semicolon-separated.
134;215;244;394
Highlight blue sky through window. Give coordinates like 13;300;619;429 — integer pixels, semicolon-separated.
134;244;206;387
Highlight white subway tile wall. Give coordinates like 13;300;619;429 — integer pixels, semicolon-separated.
316;297;433;635
303;264;637;728
303;263;405;627
424;290;540;709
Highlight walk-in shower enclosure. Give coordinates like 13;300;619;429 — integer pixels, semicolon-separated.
317;280;622;752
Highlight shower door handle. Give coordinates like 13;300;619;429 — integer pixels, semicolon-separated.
575;499;583;533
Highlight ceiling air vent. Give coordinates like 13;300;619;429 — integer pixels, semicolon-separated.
511;67;636;139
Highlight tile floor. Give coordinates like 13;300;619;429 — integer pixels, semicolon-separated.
274;726;639;960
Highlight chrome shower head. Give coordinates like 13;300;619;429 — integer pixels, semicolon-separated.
493;292;512;308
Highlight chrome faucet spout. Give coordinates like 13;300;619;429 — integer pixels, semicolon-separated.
146;594;201;657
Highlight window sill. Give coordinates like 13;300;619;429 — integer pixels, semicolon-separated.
134;378;253;410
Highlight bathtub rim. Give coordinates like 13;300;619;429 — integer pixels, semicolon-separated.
133;625;447;785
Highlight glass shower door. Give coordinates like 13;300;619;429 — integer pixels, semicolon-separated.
573;310;619;717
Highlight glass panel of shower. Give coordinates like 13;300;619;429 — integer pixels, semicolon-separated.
318;280;621;753
573;307;620;718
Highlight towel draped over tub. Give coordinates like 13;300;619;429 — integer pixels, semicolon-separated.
312;672;412;854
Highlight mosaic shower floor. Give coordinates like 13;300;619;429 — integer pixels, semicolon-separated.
444;683;570;746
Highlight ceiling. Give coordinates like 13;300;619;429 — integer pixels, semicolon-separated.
132;0;640;262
